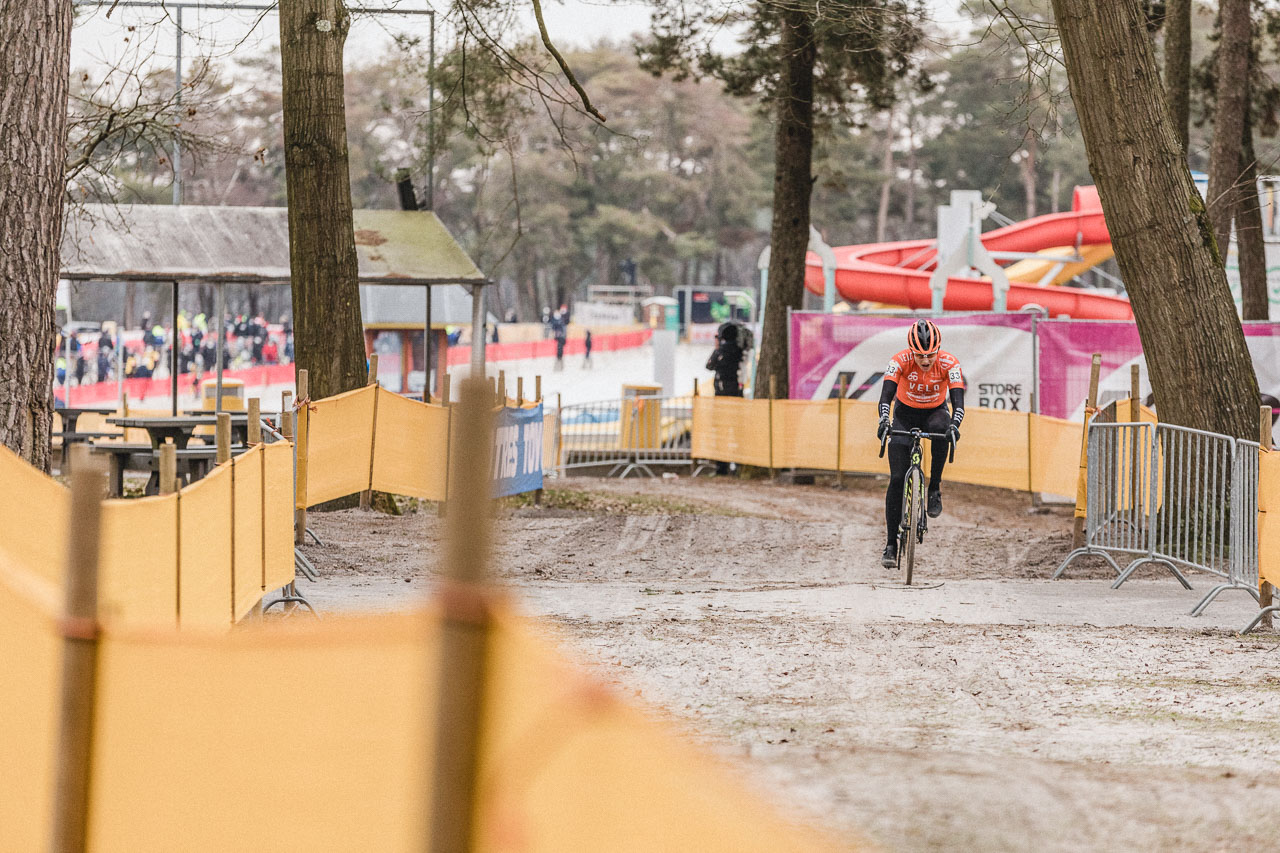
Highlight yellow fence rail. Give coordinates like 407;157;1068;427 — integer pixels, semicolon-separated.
0;442;294;628
693;396;1085;497
0;533;840;852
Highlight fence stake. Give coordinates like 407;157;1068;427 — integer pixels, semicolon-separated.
281;391;294;440
1073;353;1103;548
361;379;381;512
295;369;310;546
247;397;262;445
367;352;379;386
49;447;107;853
1261;406;1274;630
428;378;497;853
556;392;564;471
768;374;776;479
1129;363;1141;514
215;412;231;465
160;440;177;495
498;370;506;404
836;376;846;488
517;376;524;407
535;374;542;402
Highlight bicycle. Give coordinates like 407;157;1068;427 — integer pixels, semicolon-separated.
879;428;955;585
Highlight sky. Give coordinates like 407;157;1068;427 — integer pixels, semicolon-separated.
71;0;966;76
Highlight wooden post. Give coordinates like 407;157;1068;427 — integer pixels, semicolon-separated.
836;376;847;489
442;373;452;407
360;367;381;511
1130;363;1141;420
1261;406;1274;630
295;369;309;547
556;392;564;471
517;377;524;407
281;391;294;441
247;397;262;445
768;374;776;479
498;370;506;405
535;375;542;403
215;412;232;465
1072;353;1103;548
428;378;497;853
159;441;177;495
49;446;107;853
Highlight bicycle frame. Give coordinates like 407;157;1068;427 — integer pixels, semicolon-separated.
879;427;955;584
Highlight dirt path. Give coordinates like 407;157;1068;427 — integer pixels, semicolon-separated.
296;476;1280;852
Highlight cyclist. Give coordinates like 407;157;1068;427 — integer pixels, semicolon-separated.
876;319;965;568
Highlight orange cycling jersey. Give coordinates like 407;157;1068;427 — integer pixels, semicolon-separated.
884;349;964;409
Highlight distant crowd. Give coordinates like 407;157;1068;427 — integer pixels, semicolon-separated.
56;310;294;388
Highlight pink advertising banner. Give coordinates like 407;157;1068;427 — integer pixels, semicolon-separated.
789;312;1036;410
1037;319;1280;423
791;312;1280;434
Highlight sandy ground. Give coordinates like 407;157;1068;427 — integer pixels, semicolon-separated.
289;475;1280;852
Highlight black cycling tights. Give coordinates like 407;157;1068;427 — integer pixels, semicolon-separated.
884;403;951;545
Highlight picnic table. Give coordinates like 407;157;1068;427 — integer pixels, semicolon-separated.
54;406;120;473
103;415;257;495
91;442;250;497
106;414;254;451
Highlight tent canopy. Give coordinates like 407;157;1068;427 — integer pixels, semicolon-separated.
61;204;488;287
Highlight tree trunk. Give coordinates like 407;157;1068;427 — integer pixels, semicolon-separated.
1163;0;1192;152
876;107;894;244
757;6;816;400
1206;0;1251;259
1052;0;1259;440
1020;131;1038;219
279;0;366;401
1237;108;1268;321
0;0;71;470
904;102;917;230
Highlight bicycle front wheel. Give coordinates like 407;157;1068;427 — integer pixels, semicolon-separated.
899;467;921;585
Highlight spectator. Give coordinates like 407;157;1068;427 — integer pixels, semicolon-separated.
551;311;568;371
705;322;747;474
583;329;593;368
96;347;111;383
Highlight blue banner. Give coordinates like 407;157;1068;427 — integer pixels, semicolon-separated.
492;404;545;497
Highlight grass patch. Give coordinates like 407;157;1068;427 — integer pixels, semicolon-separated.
501;486;754;517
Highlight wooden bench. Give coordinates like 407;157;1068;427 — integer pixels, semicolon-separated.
54;431;123;473
91;442;248;497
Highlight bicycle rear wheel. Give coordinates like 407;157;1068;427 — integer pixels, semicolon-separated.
899;467;921;585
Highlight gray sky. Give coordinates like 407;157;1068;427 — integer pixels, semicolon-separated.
72;0;965;74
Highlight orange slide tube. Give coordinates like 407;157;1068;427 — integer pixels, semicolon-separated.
805;186;1132;319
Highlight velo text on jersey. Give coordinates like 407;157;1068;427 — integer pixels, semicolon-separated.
883;349;964;408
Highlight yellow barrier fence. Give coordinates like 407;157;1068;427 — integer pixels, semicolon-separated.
0;442;294;628
299;385;538;508
0;553;840;852
1259;449;1280;590
694;396;1084;498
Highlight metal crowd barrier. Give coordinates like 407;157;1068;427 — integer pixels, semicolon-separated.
556;395;694;478
1056;419;1264;621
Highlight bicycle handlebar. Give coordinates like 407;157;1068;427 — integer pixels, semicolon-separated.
878;428;956;464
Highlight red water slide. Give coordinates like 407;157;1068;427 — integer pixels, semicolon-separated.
804;186;1133;319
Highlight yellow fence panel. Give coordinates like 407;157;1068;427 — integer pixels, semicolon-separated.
179;463;234;628
771;400;838;470
98;496;179;627
371;387;449;500
0;560;60;853
1259;450;1280;589
232;447;266;622
1029;415;1084;498
836;400;889;475
692;397;771;467
304;385;377;508
262;442;297;594
939;408;1031;492
0;444;69;585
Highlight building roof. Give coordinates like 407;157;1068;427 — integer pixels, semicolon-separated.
61;204;488;286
